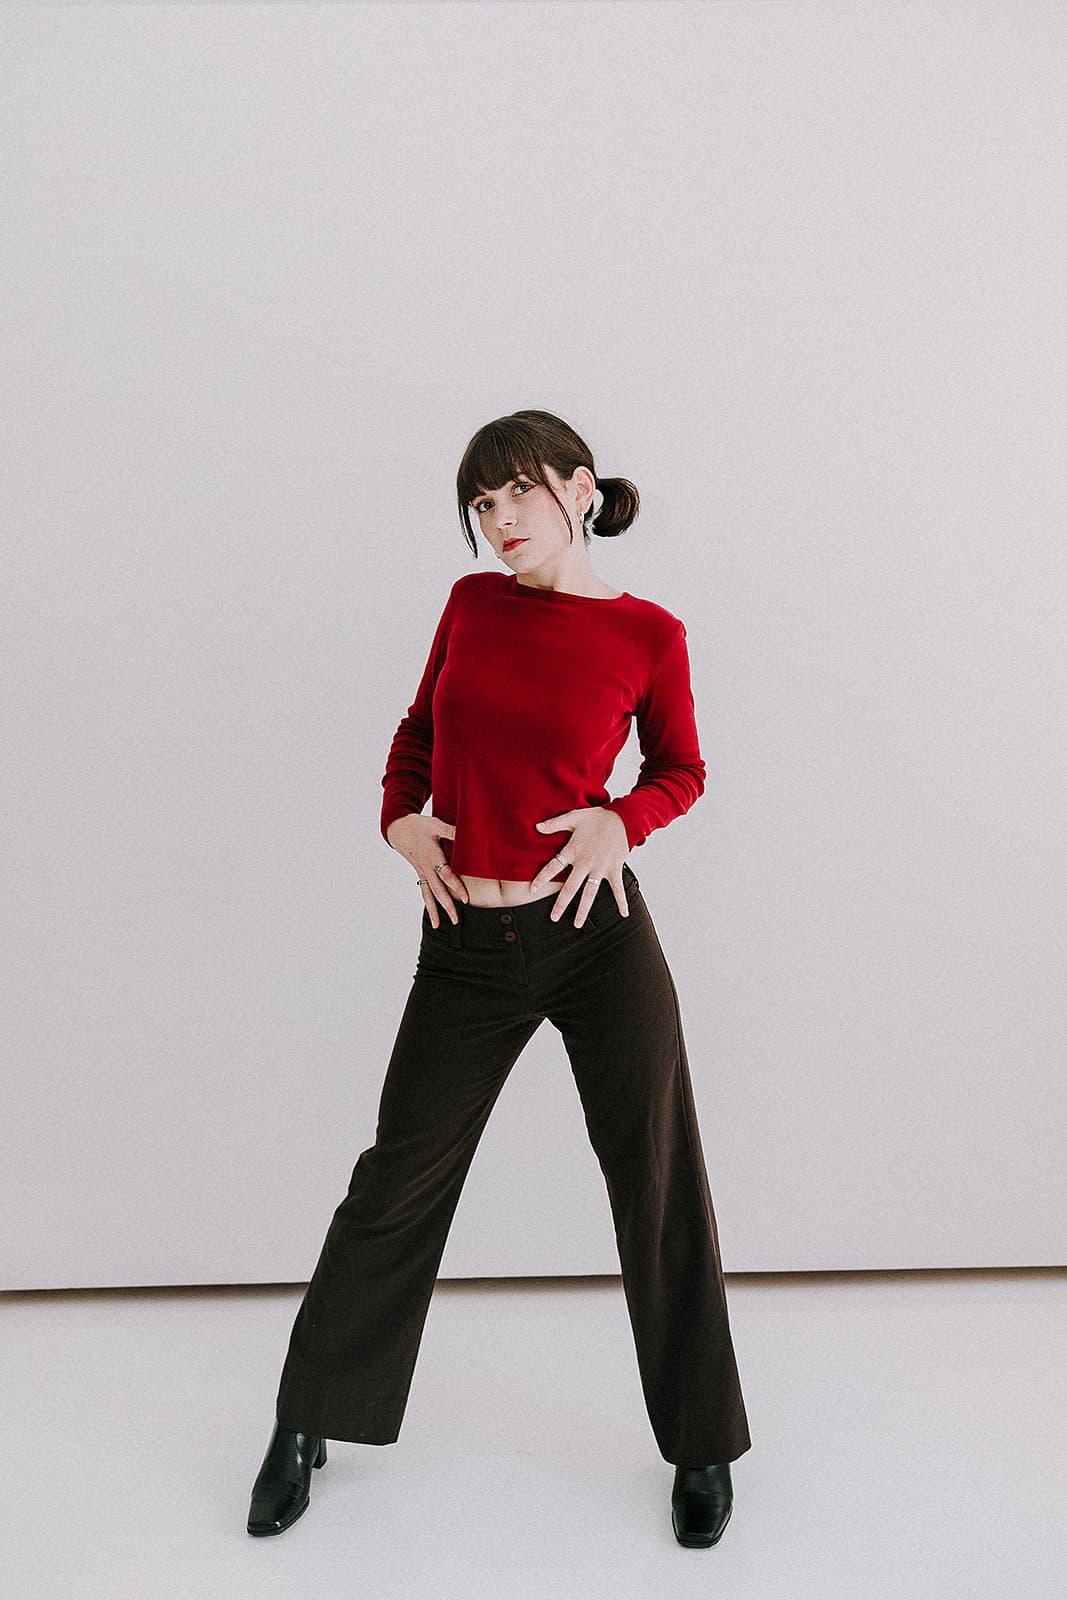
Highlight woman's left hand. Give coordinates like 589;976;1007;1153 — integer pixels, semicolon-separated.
530;806;631;927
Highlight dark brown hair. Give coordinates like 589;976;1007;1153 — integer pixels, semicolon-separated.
456;409;640;559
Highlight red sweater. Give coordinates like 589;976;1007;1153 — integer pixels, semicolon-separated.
380;571;706;881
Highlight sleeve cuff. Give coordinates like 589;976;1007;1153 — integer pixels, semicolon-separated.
602;798;647;851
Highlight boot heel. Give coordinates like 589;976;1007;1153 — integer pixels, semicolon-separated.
314;1439;327;1468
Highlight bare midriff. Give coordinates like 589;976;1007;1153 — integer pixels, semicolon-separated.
458;873;562;908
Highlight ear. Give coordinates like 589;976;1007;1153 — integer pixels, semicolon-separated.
570;464;596;504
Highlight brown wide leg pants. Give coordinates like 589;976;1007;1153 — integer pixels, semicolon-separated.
274;862;751;1466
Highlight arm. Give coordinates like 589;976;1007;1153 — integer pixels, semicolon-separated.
602;622;706;849
379;591;455;843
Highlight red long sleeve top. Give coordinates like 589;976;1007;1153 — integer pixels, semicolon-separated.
379;571;706;882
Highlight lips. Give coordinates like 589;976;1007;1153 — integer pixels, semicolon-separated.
502;539;526;552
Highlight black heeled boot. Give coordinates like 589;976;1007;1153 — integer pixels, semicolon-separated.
671;1462;733;1548
247;1422;327;1537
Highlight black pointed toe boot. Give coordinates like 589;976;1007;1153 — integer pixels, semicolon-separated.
247;1422;327;1537
671;1461;733;1548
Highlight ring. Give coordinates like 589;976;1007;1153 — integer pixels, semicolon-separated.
553;852;570;867
433;863;446;877
587;877;601;886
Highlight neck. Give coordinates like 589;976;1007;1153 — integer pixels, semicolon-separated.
515;552;614;598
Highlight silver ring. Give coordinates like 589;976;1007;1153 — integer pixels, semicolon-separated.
553;852;570;867
587;877;601;886
433;862;446;877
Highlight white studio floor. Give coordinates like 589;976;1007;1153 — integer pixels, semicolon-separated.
1;1268;1063;1600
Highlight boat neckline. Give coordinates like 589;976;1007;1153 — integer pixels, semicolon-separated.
509;575;630;603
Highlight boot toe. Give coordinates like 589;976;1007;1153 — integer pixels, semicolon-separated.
671;1463;733;1548
247;1479;311;1536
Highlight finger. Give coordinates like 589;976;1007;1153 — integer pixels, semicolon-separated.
419;886;441;930
443;865;469;902
427;876;461;925
433;888;459;924
571;875;603;930
531;849;572;893
548;874;584;924
613;878;629;917
425;894;455;927
426;861;465;917
418;872;452;929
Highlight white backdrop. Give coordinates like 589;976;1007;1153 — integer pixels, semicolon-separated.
3;2;1064;1290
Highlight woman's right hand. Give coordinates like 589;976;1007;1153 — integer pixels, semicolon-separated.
385;813;469;928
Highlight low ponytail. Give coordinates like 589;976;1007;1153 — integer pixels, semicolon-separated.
585;475;640;541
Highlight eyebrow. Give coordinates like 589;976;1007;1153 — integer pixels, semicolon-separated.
468;477;530;507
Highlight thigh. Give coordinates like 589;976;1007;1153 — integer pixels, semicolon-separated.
372;920;545;1152
550;880;694;1157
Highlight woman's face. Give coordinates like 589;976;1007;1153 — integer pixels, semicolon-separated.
469;463;584;570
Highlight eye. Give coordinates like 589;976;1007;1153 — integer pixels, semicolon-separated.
474;480;532;514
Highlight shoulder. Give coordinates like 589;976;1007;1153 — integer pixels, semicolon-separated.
444;570;510;608
620;590;691;654
444;572;508;601
624;590;687;628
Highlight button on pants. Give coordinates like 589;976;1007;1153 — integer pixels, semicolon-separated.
274;862;751;1465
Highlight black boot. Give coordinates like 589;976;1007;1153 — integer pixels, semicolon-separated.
671;1462;733;1548
247;1422;327;1536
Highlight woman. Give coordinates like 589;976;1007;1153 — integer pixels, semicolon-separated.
247;409;751;1547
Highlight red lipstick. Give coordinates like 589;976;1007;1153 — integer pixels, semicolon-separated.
502;539;526;552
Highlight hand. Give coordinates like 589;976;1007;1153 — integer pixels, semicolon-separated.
386;813;469;928
530;806;630;928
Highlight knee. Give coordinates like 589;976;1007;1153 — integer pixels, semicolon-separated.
327;1141;457;1242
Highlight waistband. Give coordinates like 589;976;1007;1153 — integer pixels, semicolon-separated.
422;861;641;946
